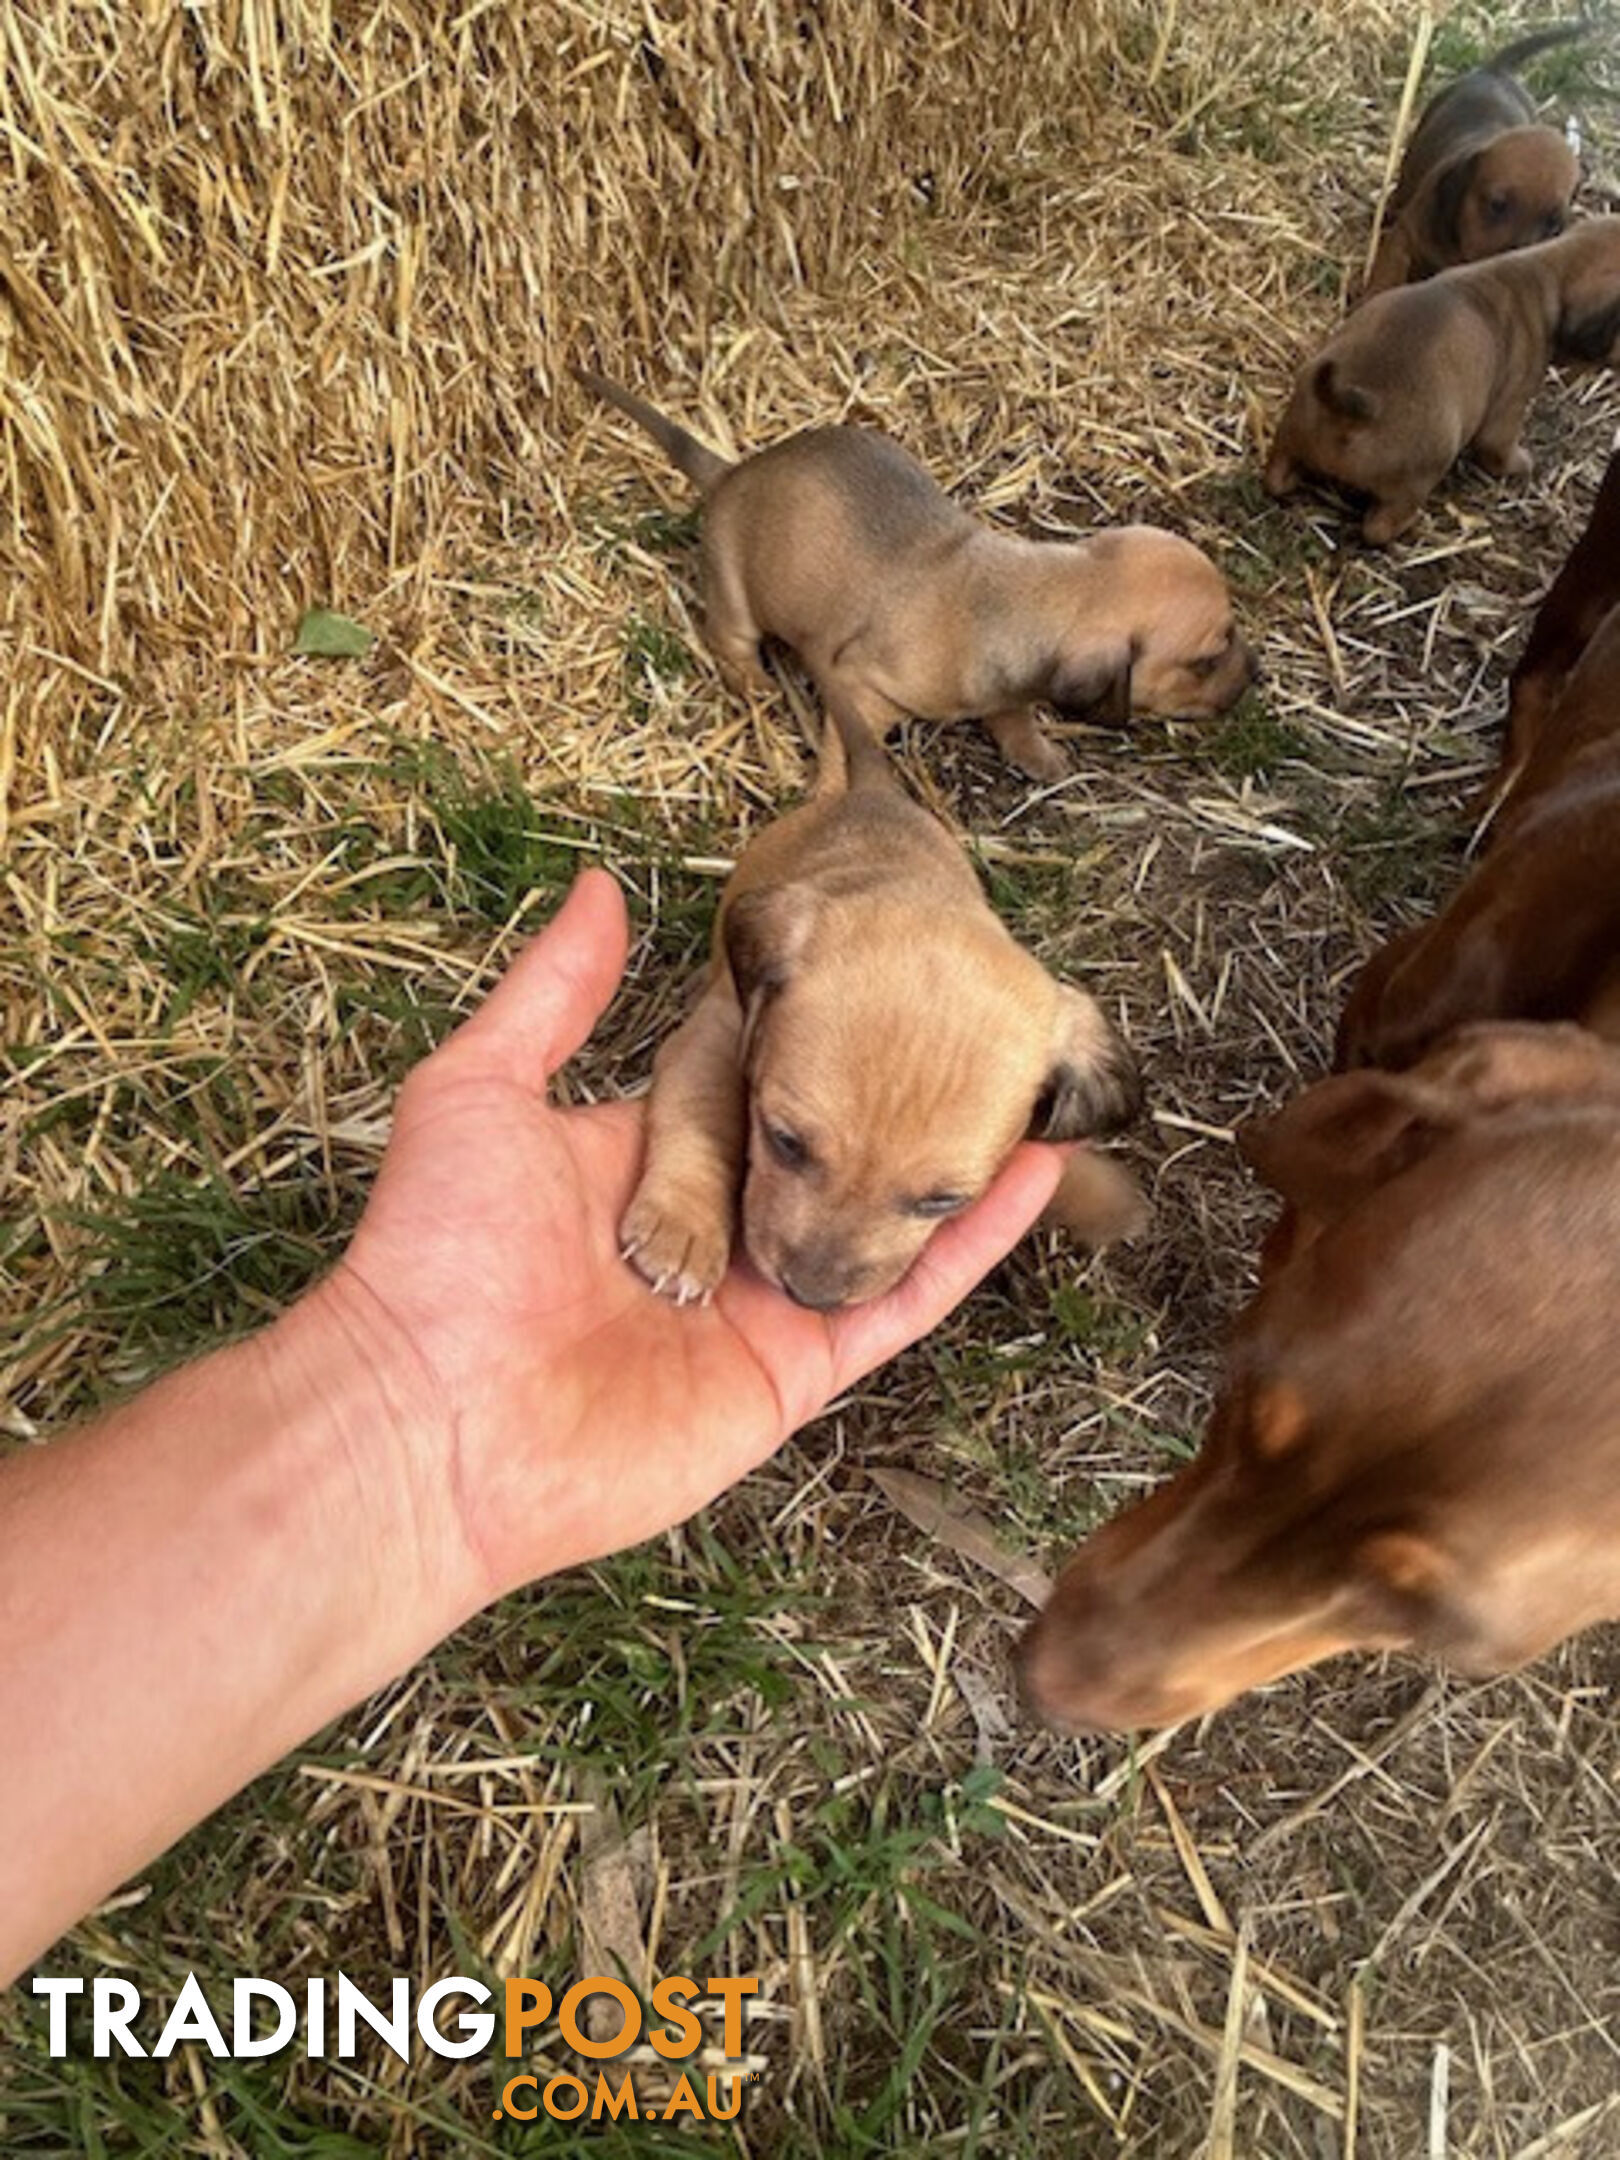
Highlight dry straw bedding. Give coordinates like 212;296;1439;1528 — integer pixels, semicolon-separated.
2;1;1620;2155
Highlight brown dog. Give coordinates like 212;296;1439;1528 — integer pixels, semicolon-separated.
1503;443;1620;781
579;370;1255;781
1364;27;1583;298
1264;218;1620;543
1017;1022;1620;1733
620;708;1144;1309
1337;603;1620;1071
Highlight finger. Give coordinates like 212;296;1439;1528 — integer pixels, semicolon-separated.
450;869;630;1086
822;1142;1068;1394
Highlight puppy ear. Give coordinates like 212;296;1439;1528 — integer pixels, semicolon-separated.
1045;643;1135;725
1238;1068;1459;1223
1031;985;1143;1140
722;884;818;1010
1313;358;1378;423
1424;151;1479;258
1555;292;1620;368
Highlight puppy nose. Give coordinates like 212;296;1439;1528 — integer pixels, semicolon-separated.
779;1268;848;1313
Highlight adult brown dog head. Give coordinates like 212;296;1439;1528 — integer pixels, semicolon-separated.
1017;1024;1620;1732
725;877;1139;1310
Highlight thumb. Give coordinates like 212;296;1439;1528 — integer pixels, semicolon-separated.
450;869;631;1085
820;1141;1069;1400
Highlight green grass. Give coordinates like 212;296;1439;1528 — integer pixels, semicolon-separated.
9;1169;345;1417
1203;697;1311;783
1319;783;1463;911
428;1527;816;1824
622;611;695;723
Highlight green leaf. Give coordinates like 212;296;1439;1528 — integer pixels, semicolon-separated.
293;605;374;658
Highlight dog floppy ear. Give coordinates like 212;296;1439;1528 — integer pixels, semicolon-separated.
1424;150;1481;261
1555;291;1620;368
1031;985;1142;1140
1239;1068;1460;1224
722;883;819;1015
1045;642;1135;725
1313;358;1379;423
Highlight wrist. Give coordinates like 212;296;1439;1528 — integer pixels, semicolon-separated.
262;1266;483;1673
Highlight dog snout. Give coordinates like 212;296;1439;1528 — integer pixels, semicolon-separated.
776;1248;863;1312
1014;1617;1100;1735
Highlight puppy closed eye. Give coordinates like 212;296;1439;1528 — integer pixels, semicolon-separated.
764;1120;814;1172
905;1189;970;1220
1483;191;1514;223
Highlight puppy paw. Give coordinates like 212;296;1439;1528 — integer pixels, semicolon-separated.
619;1182;732;1304
986;711;1070;783
1043;1150;1149;1248
1361;501;1418;547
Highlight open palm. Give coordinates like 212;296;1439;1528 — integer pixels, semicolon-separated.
326;871;1065;1607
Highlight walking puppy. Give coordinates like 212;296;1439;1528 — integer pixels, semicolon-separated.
578;370;1254;781
1338;603;1620;1071
1363;27;1583;297
620;709;1144;1310
1017;1023;1620;1733
1265;219;1620;542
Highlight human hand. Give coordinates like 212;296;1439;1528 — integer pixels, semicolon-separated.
302;871;1067;1621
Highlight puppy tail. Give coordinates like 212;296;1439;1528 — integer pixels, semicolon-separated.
1485;23;1587;76
1313;358;1379;424
574;367;733;494
819;695;897;797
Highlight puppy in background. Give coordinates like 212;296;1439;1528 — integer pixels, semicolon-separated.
1264;218;1620;542
1364;26;1584;297
620;706;1144;1310
578;369;1254;782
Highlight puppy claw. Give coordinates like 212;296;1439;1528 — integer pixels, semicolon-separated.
619;1184;732;1305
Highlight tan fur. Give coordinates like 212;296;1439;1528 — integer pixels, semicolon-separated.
1267;220;1620;544
620;716;1144;1310
1018;1024;1620;1732
579;370;1255;781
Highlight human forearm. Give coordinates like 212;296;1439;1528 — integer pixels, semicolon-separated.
0;1281;461;1984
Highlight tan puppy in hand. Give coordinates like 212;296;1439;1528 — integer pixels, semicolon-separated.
621;710;1144;1310
579;369;1254;782
1266;219;1620;543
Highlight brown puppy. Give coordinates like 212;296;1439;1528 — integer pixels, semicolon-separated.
579;369;1255;781
1337;603;1620;1071
1364;27;1583;297
1264;218;1620;543
620;709;1144;1309
1503;443;1620;780
1017;1022;1620;1733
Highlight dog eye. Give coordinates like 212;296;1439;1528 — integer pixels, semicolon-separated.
764;1120;812;1172
907;1189;970;1219
1541;211;1566;239
1484;192;1512;221
1187;652;1224;679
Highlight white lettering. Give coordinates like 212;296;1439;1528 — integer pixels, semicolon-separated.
417;1975;495;2059
336;1973;410;2061
31;1977;83;2057
92;1978;147;2059
153;1972;229;2058
232;1978;297;2058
